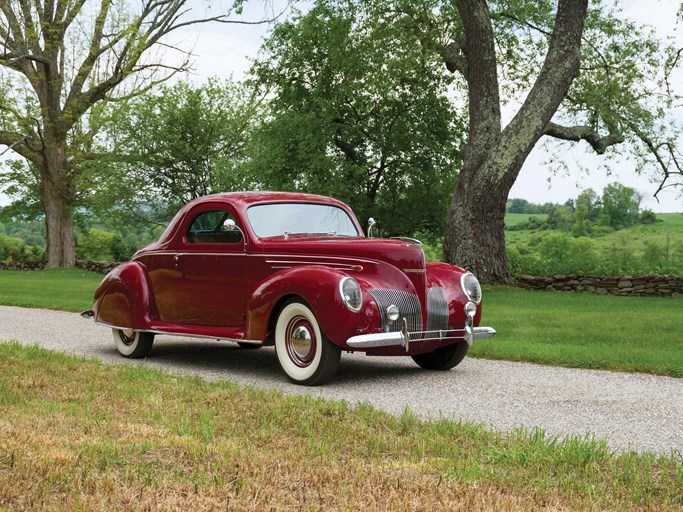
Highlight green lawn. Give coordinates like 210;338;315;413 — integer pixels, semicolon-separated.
1;342;680;511
0;268;103;312
474;286;683;377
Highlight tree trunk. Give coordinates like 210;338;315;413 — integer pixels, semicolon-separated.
443;0;588;284
443;160;513;284
39;137;76;268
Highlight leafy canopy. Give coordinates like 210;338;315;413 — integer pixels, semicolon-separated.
248;0;463;237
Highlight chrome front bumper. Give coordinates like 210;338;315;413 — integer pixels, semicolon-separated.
346;316;496;351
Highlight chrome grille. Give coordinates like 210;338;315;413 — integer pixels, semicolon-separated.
426;287;449;331
368;289;422;333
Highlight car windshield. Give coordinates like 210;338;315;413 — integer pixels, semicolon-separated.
247;203;359;238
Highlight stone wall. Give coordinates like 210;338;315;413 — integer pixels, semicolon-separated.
0;260;118;274
516;274;683;297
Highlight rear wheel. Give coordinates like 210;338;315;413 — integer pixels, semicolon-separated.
411;342;469;371
274;300;341;385
113;328;154;358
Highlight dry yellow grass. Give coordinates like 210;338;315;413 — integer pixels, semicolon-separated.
0;342;680;511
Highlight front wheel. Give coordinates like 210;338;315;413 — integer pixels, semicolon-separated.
274;300;341;386
411;342;469;371
113;328;154;358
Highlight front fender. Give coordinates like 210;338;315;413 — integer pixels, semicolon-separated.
246;266;377;346
93;261;158;330
426;262;481;326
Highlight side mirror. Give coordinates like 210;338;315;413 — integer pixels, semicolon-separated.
367;217;377;238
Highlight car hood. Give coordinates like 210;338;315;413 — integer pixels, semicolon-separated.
258;236;425;272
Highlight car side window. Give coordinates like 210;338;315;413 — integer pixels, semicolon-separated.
187;210;243;245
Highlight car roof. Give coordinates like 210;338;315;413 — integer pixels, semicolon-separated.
151;191;359;248
187;191;351;209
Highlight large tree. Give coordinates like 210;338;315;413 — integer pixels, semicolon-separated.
249;1;462;237
259;0;679;282
0;0;259;266
428;0;680;282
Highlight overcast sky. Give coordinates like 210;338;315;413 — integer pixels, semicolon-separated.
2;0;682;212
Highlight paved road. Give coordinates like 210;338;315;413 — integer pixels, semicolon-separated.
1;305;681;456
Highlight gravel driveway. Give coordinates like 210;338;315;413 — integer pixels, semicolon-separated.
1;304;681;456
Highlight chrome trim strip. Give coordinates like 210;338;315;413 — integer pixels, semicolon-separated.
257;253;376;266
403;269;426;274
266;259;363;271
136;251;375;267
94;321;263;345
137;251;246;258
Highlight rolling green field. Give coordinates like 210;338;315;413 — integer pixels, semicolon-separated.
504;212;549;226
504;212;683;256
591;212;683;254
1;342;681;511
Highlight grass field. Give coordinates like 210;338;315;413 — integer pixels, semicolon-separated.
504;213;548;226
1;342;680;511
591;213;683;254
504;212;683;257
0;268;103;312
474;287;683;378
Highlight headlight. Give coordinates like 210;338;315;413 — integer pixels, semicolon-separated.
386;304;400;323
461;272;482;305
339;277;363;312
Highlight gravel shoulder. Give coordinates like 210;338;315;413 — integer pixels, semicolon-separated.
1;304;681;456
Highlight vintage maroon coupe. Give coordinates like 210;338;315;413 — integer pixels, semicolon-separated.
83;191;495;385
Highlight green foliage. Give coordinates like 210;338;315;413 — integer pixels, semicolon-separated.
93;78;264;226
0;232;43;264
507;183;651;238
638;209;658;224
601;183;641;230
0;233;24;263
75;228;115;262
248;0;461;237
73;228;137;262
506;213;683;276
110;234;134;262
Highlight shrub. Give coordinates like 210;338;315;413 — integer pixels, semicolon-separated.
0;233;24;263
76;228;115;261
638;209;658;224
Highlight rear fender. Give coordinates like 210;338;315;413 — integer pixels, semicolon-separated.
246;266;376;346
93;262;158;330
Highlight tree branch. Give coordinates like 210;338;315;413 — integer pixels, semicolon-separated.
544;121;624;154
438;40;467;76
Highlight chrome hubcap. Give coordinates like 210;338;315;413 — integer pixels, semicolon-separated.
286;317;316;367
118;329;136;346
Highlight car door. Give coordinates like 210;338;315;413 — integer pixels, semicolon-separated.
158;204;247;327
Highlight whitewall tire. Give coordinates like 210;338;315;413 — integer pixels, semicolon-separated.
274;300;341;386
113;328;154;359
